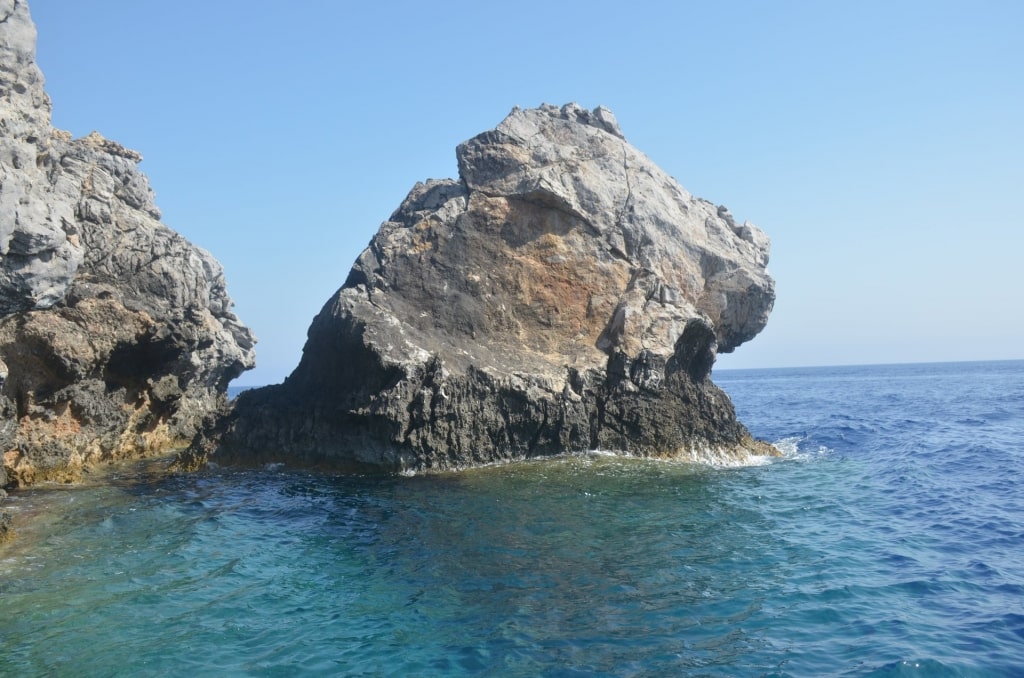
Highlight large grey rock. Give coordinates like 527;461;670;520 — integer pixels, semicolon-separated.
0;0;255;488
0;0;81;314
199;103;775;472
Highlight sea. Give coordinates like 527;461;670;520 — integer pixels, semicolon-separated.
1;360;1022;676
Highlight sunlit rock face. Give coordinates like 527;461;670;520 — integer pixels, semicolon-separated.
0;0;255;487
203;103;775;472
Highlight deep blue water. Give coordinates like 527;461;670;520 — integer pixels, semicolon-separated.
2;360;1023;676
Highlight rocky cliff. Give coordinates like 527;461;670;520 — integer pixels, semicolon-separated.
0;0;255;518
200;103;774;472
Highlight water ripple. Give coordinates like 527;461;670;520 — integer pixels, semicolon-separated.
2;361;1024;675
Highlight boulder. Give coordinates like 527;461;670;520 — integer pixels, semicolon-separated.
200;103;775;472
0;0;255;488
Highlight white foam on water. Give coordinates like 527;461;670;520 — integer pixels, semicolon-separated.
389;442;783;476
771;435;833;462
772;436;802;457
584;446;776;469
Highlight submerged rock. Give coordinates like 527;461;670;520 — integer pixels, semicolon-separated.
199;103;775;472
0;1;255;490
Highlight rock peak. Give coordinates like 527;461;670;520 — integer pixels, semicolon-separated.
0;0;51;135
507;103;625;140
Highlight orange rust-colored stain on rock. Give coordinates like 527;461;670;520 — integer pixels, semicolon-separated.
461;195;631;365
1;391;188;489
3;449;21;470
408;219;436;255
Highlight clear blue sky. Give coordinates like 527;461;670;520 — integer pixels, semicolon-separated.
27;1;1024;385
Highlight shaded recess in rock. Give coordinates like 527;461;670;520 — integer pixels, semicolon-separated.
193;103;775;473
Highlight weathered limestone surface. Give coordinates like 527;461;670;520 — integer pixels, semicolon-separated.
0;0;255;504
201;103;775;472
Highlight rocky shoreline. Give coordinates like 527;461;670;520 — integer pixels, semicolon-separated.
3;1;775;541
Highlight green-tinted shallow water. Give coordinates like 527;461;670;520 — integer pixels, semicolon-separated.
3;457;779;675
2;361;1024;676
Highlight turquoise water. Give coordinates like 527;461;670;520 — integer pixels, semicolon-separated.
2;361;1023;676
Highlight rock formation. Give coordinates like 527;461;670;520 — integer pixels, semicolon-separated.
0;0;255;504
199;103;775;472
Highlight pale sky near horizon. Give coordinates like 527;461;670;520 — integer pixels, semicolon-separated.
26;1;1024;386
